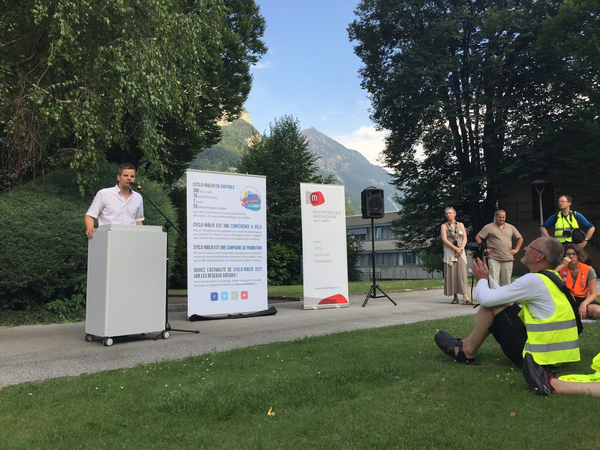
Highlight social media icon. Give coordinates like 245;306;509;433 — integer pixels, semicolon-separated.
231;291;238;300
210;292;218;301
221;292;228;300
241;291;248;300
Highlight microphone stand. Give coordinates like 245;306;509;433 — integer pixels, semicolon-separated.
130;183;199;338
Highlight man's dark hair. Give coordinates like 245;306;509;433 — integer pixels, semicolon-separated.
559;195;572;203
118;163;136;175
564;243;588;263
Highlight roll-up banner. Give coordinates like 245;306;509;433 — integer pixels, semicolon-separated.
300;183;349;309
186;170;267;316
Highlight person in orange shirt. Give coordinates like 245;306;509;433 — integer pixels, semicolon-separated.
555;244;600;320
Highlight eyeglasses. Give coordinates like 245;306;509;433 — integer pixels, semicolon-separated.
527;244;545;254
565;252;577;257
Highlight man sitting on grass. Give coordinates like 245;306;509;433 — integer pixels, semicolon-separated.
434;236;580;368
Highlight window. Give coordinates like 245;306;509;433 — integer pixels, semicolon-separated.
374;226;391;240
347;227;368;241
403;252;417;266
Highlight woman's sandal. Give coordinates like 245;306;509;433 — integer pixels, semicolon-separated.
451;297;459;304
463;298;473;305
434;331;476;364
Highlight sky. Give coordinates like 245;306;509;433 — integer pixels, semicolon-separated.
243;0;389;168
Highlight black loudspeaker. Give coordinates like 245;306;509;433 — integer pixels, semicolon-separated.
361;188;385;219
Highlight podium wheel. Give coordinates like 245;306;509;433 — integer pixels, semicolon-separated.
162;331;170;340
103;337;114;347
85;334;95;342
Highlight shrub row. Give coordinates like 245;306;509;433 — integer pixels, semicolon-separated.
0;167;176;310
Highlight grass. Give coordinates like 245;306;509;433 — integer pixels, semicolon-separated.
1;315;600;449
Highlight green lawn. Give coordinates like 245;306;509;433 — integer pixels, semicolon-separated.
1;315;599;449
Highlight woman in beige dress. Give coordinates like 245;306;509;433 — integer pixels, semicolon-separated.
440;207;471;304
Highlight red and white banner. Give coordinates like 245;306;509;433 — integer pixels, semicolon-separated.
300;183;349;309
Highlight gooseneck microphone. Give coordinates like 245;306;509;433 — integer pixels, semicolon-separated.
129;181;141;188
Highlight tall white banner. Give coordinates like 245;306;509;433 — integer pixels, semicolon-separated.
300;183;349;309
186;170;267;316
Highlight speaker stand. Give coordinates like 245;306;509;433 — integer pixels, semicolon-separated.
362;217;396;307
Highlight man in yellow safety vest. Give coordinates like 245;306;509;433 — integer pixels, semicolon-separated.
435;236;580;368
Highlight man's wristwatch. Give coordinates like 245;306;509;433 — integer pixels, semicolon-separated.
584;238;589;241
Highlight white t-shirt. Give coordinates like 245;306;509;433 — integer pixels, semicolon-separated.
475;273;557;320
86;185;144;226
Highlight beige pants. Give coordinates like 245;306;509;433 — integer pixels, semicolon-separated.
487;258;513;286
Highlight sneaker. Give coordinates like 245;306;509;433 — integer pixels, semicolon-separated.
522;353;556;395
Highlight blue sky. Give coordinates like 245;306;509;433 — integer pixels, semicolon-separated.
243;0;389;168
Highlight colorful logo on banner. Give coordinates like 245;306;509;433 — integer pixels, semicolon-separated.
306;191;325;206
240;187;261;211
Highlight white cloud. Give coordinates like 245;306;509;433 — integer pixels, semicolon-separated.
251;60;273;70
335;126;391;170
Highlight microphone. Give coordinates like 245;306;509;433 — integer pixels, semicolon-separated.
129;181;141;189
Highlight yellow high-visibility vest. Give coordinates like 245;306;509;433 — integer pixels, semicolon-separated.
520;272;580;365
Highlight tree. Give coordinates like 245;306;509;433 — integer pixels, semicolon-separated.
348;0;600;253
346;236;364;282
0;0;266;192
507;0;600;216
238;115;331;284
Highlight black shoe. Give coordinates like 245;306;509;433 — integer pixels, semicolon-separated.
522;353;556;395
434;331;475;364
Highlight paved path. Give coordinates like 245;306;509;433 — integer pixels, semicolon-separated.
0;289;478;388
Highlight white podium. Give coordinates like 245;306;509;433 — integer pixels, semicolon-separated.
85;224;167;346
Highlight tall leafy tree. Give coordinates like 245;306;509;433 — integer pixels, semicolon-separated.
0;0;266;192
238;115;331;284
508;0;600;217
348;0;600;253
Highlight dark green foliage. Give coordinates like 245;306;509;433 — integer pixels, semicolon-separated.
45;281;86;320
349;0;600;255
0;165;176;310
238;116;331;284
266;243;301;286
418;248;444;274
0;0;266;193
346;237;364;282
168;185;188;289
0;172;90;309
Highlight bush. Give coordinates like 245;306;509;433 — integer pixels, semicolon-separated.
0;166;177;310
267;243;301;286
168;185;188;289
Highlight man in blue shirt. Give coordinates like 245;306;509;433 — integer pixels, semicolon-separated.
540;195;595;249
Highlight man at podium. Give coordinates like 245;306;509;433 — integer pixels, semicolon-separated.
85;163;144;238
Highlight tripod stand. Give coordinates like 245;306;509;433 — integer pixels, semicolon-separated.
362;217;396;307
131;183;199;337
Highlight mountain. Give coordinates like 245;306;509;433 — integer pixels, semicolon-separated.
189;112;257;172
189;114;400;214
301;128;400;213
